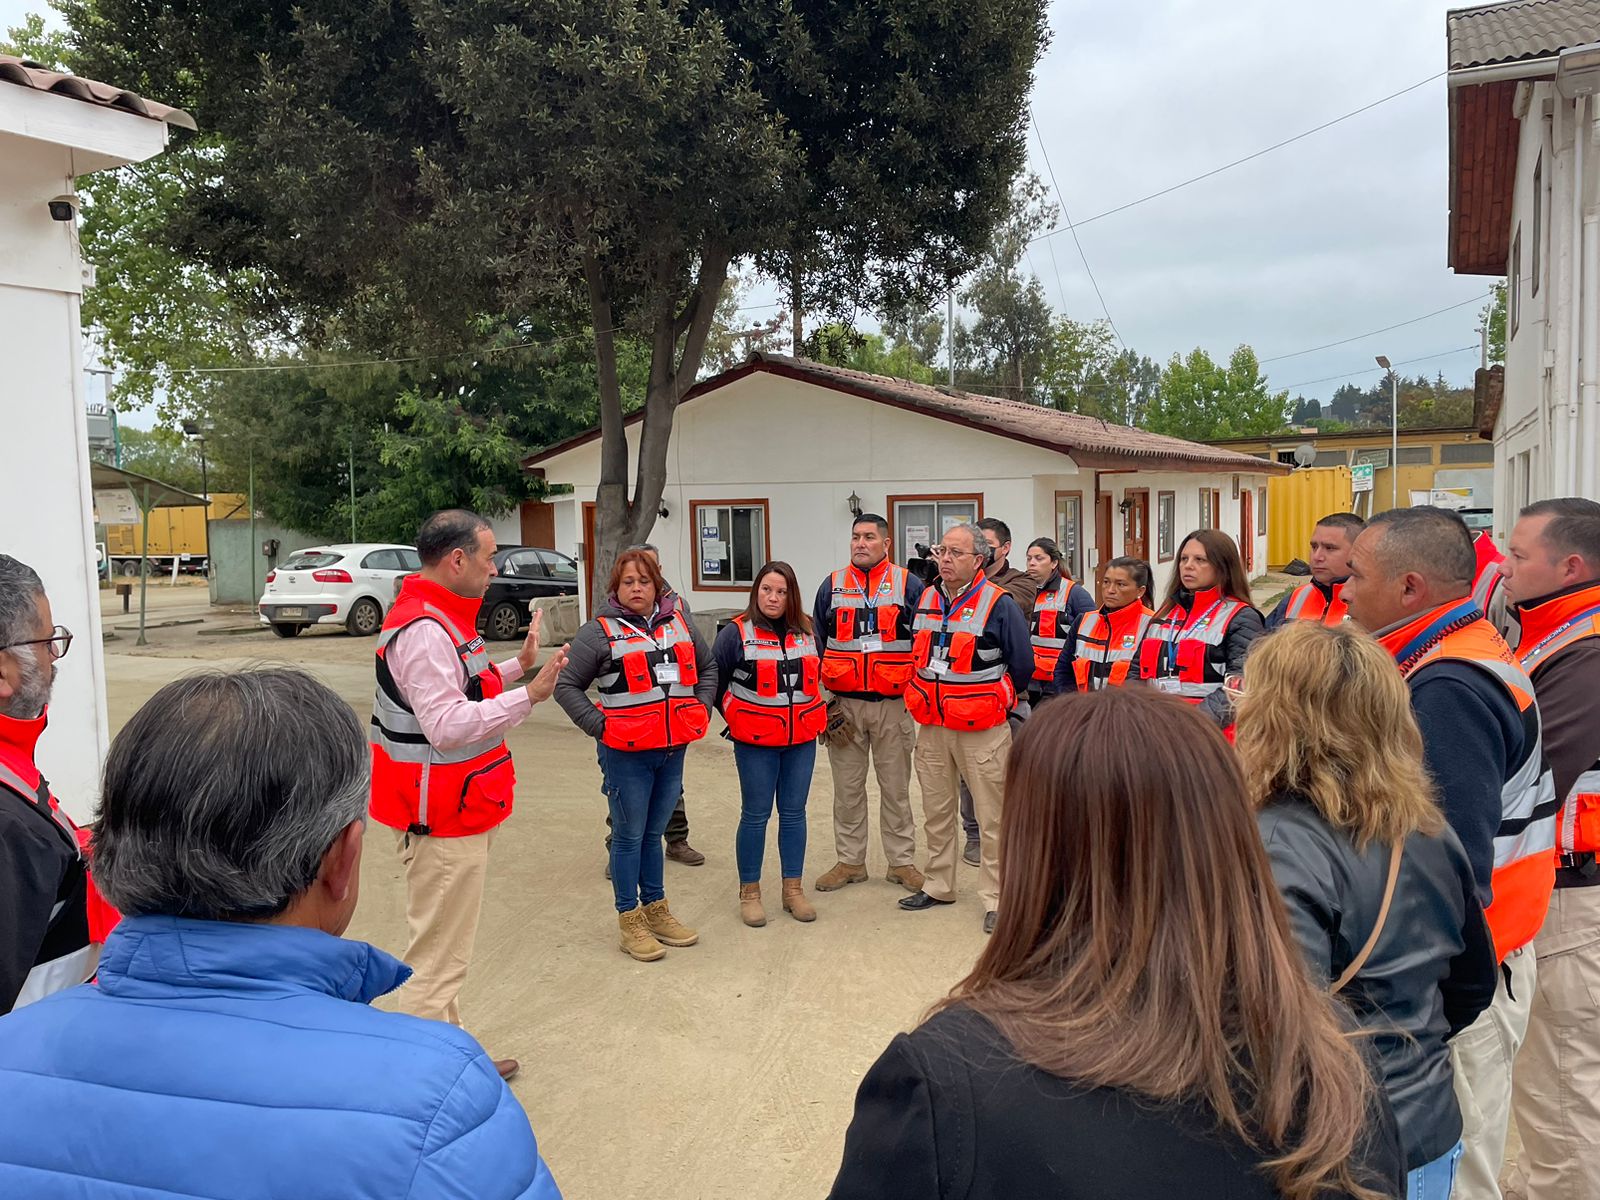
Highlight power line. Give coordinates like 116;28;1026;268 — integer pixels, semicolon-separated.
1273;344;1478;392
1030;71;1445;242
1032;108;1125;350
1258;292;1496;363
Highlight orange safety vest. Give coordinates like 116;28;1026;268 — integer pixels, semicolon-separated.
0;708;103;1009
906;574;1016;731
1072;603;1154;691
820;561;916;697
1029;575;1077;682
369;576;516;837
1381;599;1558;961
1137;587;1250;704
1472;532;1506;614
593;610;709;751
1516;582;1600;857
719;615;827;747
1280;580;1350;625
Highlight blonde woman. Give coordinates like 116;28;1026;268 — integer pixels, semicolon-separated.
1236;621;1498;1200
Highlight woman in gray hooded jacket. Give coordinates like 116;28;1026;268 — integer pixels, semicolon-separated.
1237;621;1498;1200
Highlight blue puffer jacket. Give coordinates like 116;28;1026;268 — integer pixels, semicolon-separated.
0;915;562;1199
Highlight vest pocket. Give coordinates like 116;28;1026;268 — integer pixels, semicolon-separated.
668;698;709;744
866;657;914;695
942;689;1009;732
725;698;790;746
904;676;935;725
795;698;828;742
821;655;865;693
457;752;514;833
1574;791;1600;855
602;706;668;750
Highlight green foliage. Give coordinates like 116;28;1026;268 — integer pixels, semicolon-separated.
805;323;936;384
91;425;212;494
1482;282;1507;366
1326;373;1474;430
2;11;71;64
1144;347;1289;441
955;175;1056;397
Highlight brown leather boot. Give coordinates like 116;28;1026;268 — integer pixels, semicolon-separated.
887;864;925;893
814;861;868;891
643;898;699;946
782;878;816;923
618;907;665;962
739;882;767;927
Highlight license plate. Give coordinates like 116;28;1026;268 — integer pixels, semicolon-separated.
278;607;305;619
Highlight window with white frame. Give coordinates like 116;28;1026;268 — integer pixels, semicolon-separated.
692;500;768;588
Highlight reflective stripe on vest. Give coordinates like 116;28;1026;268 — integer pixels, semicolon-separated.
824;564;912;653
1402;612;1558;959
723;616;820;709
1141;595;1245;700
1030;579;1073;680
905;577;1016;729
0;761;93;1010
593;610;709;750
1071;607;1152;691
1518;590;1600;855
1282;582;1349;625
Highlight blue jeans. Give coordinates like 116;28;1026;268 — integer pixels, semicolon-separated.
1406;1141;1462;1200
733;739;816;884
600;744;686;913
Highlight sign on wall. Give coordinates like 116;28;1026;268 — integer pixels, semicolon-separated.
1351;463;1375;494
93;487;139;524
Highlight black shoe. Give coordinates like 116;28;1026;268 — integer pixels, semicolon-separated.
899;890;955;911
982;911;997;935
962;840;980;867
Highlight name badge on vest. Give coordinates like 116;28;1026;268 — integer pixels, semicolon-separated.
928;658;951;676
859;636;883;654
655;662;681;685
1151;677;1181;693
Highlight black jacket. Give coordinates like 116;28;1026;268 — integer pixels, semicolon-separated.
829;1004;1403;1200
1258;793;1498;1170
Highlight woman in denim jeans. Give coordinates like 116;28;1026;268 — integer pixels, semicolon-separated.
713;562;826;928
554;550;716;962
1239;622;1499;1198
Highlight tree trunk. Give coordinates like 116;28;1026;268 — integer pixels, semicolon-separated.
587;246;733;598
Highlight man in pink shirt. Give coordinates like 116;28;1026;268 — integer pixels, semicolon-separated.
370;510;567;1079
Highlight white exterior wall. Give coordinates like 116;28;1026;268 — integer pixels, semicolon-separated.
537;373;1273;613
486;509;521;548
1;101;168;821
1496;81;1600;523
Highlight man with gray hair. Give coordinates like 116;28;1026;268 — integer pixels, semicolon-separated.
0;554;92;1013
370;509;567;1081
1345;506;1558;1200
0;667;562;1199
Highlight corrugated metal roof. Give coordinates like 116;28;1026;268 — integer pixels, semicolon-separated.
0;55;196;130
526;354;1289;476
1448;0;1600;70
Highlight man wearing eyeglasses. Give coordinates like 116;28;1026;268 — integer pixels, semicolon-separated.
0;555;93;1014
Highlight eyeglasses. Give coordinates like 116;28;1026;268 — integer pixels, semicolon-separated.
928;547;980;561
2;626;73;660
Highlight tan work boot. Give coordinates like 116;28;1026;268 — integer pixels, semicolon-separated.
739;882;767;927
618;907;666;962
643;898;699;947
782;878;816;923
887;864;925;892
815;861;868;891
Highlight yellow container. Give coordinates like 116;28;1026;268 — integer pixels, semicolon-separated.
1266;468;1354;570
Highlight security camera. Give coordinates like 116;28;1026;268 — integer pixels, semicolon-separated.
47;194;80;222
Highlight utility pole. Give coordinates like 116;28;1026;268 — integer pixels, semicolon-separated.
947;291;955;389
349;424;357;543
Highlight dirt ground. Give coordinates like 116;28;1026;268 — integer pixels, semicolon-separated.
99;584;984;1199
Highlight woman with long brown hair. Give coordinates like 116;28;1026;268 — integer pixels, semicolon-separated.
712;561;825;927
829;687;1402;1200
1136;528;1264;725
1238;621;1497;1198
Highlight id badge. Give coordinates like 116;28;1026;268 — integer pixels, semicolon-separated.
859;636;883;654
1151;676;1180;693
927;658;950;676
655;662;681;685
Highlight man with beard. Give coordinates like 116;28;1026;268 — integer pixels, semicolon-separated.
0;555;92;1012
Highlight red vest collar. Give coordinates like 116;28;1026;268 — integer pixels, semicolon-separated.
0;707;47;768
1374;599;1479;667
1173;585;1227;627
846;559;897;592
394;575;483;636
1516;581;1600;647
1104;602;1150;640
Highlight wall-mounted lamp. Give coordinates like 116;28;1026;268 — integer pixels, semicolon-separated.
658;503;670;519
1117;498;1134;515
847;490;862;517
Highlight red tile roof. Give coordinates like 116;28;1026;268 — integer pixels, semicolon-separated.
0;55;196;129
526;354;1288;476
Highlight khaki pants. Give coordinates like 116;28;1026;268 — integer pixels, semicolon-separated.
1453;945;1538;1200
392;827;496;1026
914;721;1010;910
826;696;917;868
1510;886;1600;1200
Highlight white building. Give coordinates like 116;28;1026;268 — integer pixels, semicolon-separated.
526;355;1285;616
1;56;191;819
1447;2;1600;521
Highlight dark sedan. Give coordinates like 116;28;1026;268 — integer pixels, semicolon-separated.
478;546;581;640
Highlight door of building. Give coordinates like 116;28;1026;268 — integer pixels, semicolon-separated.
581;501;597;619
1240;488;1254;572
1095;494;1114;598
1123;490;1150;562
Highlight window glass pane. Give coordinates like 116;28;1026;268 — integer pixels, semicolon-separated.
361;550;396;570
935;501;978;536
895;503;936;563
539;550;579;581
1397;446;1434;465
1158;492;1175;560
1256;488;1267;536
1198;489;1213;530
398;549;421;572
509;551;546;578
732;506;762;584
283;551;342;570
1055;495;1082;580
696;506;732;584
1314;449;1351;468
1440;443;1495;465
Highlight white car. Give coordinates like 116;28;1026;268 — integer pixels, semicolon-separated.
258;542;421;638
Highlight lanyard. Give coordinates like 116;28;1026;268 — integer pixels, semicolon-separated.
612;614;659;643
1391;599;1481;672
1521;603;1600;664
935;576;988;653
1158;597;1226;677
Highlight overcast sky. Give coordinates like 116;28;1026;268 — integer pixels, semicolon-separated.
6;0;1491;411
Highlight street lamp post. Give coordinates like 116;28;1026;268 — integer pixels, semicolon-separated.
181;419;209;500
1375;356;1398;508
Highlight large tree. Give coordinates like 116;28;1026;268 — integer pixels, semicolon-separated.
66;0;1048;575
955;174;1056;399
1144;347;1288;441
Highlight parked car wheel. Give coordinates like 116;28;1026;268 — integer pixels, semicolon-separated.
270;623;302;638
486;600;523;641
346;597;384;637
